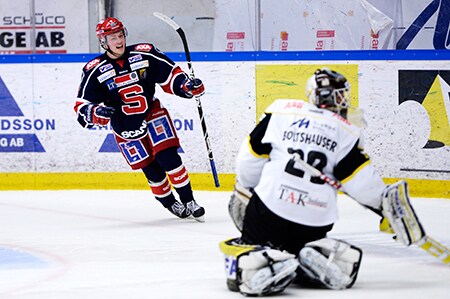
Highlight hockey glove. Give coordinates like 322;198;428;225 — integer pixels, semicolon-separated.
181;78;205;98
81;104;115;127
228;182;253;232
93;105;115;126
381;180;425;246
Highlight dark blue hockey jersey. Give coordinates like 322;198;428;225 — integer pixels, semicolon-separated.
75;43;191;139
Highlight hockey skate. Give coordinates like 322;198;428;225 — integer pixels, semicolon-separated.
184;200;205;223
167;201;191;219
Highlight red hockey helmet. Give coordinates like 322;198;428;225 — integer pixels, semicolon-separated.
96;17;127;48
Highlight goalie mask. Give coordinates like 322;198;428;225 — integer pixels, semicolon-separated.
96;17;128;50
306;68;351;118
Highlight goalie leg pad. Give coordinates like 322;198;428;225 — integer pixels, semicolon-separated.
228;182;253;232
219;238;299;296
381;180;425;246
298;238;363;290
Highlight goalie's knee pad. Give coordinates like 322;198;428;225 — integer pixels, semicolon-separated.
298;238;362;290
219;238;299;296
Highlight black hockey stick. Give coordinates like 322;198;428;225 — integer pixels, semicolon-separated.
292;153;449;265
153;12;220;188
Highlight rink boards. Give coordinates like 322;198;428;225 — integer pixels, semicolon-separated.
0;51;448;197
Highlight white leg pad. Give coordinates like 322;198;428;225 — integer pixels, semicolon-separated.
298;238;362;290
239;249;299;295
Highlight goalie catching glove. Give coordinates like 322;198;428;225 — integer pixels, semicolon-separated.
380;180;425;246
219;238;299;296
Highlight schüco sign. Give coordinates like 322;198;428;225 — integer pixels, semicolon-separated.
0;13;66;54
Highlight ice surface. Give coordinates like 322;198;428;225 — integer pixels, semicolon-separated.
0;191;448;298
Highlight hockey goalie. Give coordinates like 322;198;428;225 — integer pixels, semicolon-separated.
220;68;426;296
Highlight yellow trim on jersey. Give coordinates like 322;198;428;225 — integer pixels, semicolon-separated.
340;160;371;184
247;136;270;159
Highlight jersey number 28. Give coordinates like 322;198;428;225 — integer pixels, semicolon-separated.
285;148;327;185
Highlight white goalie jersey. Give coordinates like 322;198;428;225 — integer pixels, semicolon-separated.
236;99;386;226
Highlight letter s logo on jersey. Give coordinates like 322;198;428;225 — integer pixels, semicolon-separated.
85;58;100;71
134;44;152;52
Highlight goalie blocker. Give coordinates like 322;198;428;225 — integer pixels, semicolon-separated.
228;182;252;232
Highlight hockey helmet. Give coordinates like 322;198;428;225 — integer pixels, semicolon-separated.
96;17;127;48
306;68;350;118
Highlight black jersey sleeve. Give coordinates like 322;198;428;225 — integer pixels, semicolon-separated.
76;56;107;104
248;114;273;156
333;140;370;181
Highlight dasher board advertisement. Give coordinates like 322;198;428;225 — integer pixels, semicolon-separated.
0;0;89;54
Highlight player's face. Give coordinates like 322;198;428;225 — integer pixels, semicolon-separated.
106;31;126;58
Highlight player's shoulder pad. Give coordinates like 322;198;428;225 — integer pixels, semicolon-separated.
325;109;361;135
83;54;106;73
265;99;308;114
331;112;353;126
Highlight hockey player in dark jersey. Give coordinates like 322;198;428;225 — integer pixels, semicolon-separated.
74;17;205;222
220;69;425;296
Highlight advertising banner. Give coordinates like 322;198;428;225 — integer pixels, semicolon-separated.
255;61;450;184
212;0;448;51
0;0;89;54
0;60;256;174
0;54;448;195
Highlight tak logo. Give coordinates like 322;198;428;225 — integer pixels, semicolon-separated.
278;184;308;206
0;76;53;152
397;0;450;49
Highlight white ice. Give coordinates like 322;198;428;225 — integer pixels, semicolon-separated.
0;191;448;299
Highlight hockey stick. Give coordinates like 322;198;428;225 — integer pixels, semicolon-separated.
292;153;450;265
292;153;343;190
418;236;450;265
153;12;220;188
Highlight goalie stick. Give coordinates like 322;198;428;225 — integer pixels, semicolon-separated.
417;236;450;265
292;153;450;265
153;12;220;188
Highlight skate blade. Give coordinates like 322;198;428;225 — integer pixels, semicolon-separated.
193;215;205;223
